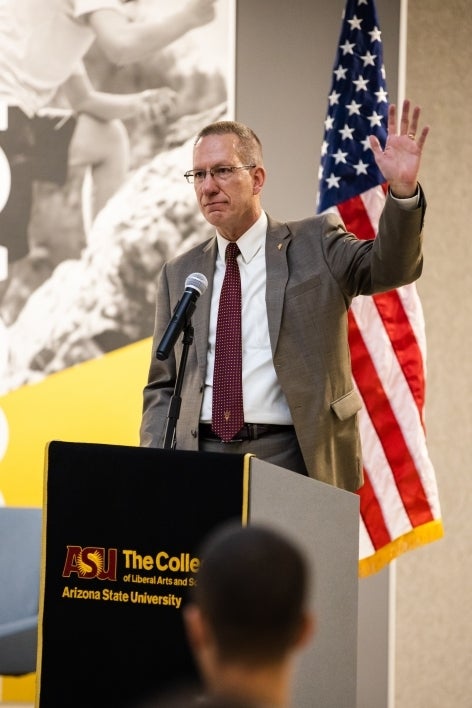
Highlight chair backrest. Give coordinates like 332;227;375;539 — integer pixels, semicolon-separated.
0;506;42;623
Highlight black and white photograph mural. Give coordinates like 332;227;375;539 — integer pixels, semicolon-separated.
0;0;235;506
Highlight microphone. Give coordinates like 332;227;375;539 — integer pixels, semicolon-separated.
156;272;208;360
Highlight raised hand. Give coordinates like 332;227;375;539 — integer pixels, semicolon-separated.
370;99;430;198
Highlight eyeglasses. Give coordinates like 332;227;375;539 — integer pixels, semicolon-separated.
184;164;256;184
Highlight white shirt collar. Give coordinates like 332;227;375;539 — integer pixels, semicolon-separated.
215;211;268;264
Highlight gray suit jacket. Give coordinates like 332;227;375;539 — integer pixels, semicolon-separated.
140;190;426;491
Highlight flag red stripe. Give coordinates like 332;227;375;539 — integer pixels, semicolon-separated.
338;197;376;240
348;311;435;527
357;470;392;549
338;194;426;422
373;291;426;424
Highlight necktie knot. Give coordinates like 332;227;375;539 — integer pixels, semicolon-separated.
225;241;240;262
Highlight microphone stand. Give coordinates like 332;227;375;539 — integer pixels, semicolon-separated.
162;321;194;450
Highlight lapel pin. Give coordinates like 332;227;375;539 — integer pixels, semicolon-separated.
277;243;283;250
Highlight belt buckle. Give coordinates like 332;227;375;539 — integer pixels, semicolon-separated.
228;430;245;443
228;424;249;443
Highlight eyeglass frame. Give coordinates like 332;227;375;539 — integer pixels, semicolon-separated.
184;164;256;184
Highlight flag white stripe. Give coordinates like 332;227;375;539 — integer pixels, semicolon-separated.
359;516;375;559
357;399;414;540
396;284;428;365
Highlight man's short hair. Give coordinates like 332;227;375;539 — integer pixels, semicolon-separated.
189;522;310;665
194;121;263;165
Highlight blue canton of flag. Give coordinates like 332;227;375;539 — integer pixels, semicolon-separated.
317;0;388;212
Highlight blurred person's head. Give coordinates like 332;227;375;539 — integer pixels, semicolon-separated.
183;522;315;706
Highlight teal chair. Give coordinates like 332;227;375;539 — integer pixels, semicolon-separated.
0;506;42;675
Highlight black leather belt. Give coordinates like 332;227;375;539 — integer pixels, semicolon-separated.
199;423;295;442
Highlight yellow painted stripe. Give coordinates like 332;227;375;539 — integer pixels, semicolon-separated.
0;339;152;506
241;453;255;525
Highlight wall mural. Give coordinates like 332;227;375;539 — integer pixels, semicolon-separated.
0;0;235;506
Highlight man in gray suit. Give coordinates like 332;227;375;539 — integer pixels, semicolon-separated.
140;99;428;491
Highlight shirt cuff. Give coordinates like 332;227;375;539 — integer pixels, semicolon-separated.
388;187;420;210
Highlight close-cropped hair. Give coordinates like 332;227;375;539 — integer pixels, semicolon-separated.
189;521;310;665
194;121;264;166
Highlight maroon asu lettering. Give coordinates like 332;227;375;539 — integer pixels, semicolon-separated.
62;546;118;581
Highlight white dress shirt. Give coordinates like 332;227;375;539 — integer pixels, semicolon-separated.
200;212;293;425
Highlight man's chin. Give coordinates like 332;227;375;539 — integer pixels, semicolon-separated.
204;209;226;226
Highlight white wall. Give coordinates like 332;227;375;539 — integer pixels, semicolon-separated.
396;1;472;706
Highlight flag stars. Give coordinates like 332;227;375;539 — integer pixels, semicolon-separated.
338;123;355;140
340;39;355;55
324;115;334;131
347;14;362;31
333;64;348;81
317;0;390;212
353;159;369;175
333;148;348;164
361;50;377;67
368;110;383;128
353;75;369;91
325;173;341;189
375;86;388;103
369;25;382;43
328;89;341;106
346;99;362;115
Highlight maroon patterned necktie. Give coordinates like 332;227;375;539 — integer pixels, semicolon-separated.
211;241;244;442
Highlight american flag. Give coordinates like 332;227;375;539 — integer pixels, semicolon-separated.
317;0;443;576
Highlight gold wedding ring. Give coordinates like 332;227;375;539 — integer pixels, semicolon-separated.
408;133;416;140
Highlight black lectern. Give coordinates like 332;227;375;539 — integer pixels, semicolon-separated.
36;441;359;708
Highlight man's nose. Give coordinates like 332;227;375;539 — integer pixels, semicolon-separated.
201;172;219;190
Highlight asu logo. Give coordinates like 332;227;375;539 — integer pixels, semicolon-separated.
62;546;118;581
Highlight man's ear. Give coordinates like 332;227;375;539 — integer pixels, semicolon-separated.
252;165;266;195
182;603;207;652
296;610;316;650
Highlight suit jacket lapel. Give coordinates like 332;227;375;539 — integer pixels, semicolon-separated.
265;215;291;354
190;237;218;379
